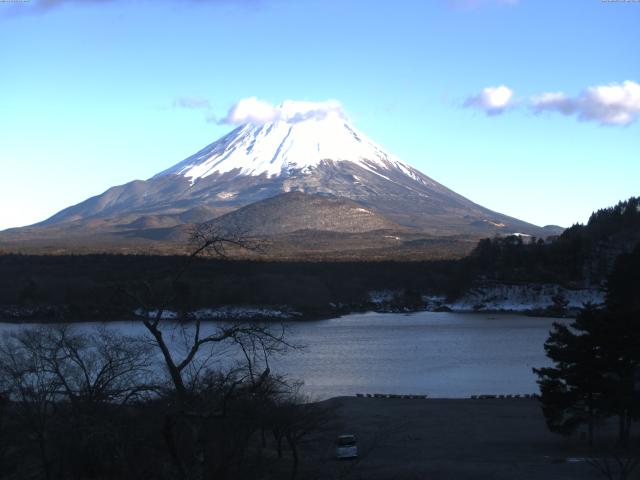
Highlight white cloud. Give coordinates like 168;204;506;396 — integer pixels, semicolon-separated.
531;80;640;126
220;97;279;125
219;97;346;125
463;85;514;115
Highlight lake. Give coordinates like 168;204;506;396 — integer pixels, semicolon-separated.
0;311;564;399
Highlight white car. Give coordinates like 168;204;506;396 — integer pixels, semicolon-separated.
336;434;358;459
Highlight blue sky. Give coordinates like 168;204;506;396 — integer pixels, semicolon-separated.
1;0;638;230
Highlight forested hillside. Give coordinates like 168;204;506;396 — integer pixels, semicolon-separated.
466;197;640;286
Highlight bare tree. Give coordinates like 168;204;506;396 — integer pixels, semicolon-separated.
0;326;156;480
122;223;281;399
36;326;155;405
276;390;332;480
118;223;298;480
587;449;640;480
0;329;61;480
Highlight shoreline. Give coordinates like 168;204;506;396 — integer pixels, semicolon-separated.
0;303;579;323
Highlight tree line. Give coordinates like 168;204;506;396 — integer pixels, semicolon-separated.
467;196;640;286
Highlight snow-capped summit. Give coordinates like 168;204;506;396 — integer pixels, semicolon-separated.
156;106;423;185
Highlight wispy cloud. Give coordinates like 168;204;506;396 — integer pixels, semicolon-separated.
20;0;113;13
463;85;514;115
219;97;346;126
3;0;259;17
1;0;106;16
173;96;211;110
531;81;640;126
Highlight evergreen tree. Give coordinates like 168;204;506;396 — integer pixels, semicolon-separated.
599;309;640;446
534;244;640;446
533;305;608;445
607;244;640;314
602;245;640;446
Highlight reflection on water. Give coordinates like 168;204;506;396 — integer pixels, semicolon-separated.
0;311;565;399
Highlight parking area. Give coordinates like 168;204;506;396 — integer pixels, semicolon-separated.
299;397;606;479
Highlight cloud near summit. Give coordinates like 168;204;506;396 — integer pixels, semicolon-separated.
219;97;346;125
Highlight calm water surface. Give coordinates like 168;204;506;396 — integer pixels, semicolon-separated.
0;311;564;399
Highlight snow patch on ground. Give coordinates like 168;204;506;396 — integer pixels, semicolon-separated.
216;191;237;200
135;309;179;319
448;284;605;313
421;294;447;309
367;284;604;315
192;306;300;320
353;207;372;214
368;290;402;304
134;306;300;320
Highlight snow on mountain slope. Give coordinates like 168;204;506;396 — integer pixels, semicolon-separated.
155;106;428;186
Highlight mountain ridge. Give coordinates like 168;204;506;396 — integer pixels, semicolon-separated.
0;107;558;256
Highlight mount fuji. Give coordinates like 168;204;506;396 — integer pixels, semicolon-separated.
1;101;557;257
